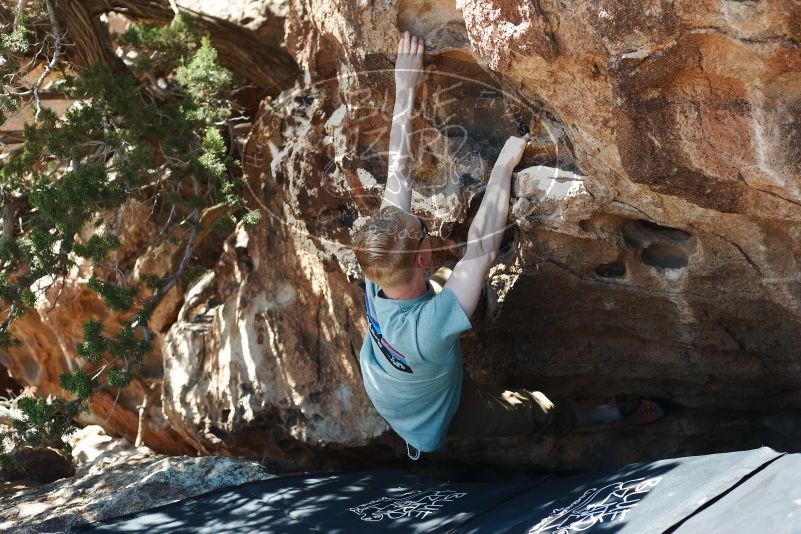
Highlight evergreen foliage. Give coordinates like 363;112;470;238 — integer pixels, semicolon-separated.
0;4;254;475
0;11;30;124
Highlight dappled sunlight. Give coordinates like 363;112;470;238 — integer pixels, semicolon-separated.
73;447;797;533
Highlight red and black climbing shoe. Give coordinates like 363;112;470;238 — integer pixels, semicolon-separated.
617;398;668;425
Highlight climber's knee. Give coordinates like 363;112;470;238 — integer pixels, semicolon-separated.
530;390;578;438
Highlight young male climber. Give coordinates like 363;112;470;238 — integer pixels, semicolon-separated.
351;31;666;459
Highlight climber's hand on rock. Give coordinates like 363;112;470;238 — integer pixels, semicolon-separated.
496;134;530;171
395;31;426;92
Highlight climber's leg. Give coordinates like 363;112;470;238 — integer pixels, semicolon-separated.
573;399;669;427
615;397;668;425
446;371;578;439
574;404;621;427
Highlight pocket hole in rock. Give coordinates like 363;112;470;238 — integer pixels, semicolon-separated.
638;219;693;240
594;261;627;278
641;242;689;269
499;225;518;256
622;219;693;248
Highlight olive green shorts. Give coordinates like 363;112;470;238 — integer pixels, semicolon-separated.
446;371;577;439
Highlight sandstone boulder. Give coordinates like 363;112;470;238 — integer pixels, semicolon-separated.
3;0;800;472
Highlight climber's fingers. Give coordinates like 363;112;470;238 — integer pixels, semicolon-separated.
396;32;426;79
408;36;424;72
498;135;529;168
398;32;427;58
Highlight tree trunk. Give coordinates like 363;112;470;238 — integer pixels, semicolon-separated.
58;0;126;72
79;0;299;93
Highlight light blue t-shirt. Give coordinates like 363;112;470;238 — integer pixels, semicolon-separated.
359;274;472;452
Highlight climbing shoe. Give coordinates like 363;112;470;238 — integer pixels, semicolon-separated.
616;397;668;425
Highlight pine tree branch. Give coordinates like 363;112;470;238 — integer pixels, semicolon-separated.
134;174;202;343
83;0;299;92
60;176;202;420
13;0;26;27
0;287;22;334
1;200;17;246
134;378;156;447
103;386;121;424
32;0;62;121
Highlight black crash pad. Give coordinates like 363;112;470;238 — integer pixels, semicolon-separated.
77;446;799;533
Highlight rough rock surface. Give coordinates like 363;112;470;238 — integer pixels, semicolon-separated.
0;199;197;456
160;222;388;463
0;425;276;534
2;0;801;472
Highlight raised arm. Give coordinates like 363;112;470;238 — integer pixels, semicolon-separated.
380;31;427;212
445;135;529;317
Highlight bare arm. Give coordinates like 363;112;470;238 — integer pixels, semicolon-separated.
445;135;529;317
380;32;427;212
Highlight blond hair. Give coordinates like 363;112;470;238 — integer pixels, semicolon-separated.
351;205;420;288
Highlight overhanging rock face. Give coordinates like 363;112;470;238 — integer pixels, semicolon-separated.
6;1;798;472
158;0;801;469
